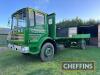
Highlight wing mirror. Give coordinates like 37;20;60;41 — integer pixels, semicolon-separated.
8;18;12;29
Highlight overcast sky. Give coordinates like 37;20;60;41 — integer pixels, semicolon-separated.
0;0;100;28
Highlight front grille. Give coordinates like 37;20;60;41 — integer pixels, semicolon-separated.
11;34;24;41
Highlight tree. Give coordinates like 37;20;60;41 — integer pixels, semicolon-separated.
85;19;97;25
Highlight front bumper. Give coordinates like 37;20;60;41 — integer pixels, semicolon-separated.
8;43;29;53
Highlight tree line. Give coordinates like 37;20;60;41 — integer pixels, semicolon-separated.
56;17;100;28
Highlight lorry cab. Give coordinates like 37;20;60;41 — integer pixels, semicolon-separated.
8;8;56;61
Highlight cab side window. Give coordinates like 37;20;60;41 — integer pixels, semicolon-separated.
35;12;45;25
29;11;35;26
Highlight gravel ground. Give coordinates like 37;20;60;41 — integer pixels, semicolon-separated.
0;46;8;52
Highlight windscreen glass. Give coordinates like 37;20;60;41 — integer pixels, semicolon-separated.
12;10;27;30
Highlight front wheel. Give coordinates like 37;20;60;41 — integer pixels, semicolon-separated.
40;42;54;62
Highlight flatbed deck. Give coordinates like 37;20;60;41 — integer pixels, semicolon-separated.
55;34;90;40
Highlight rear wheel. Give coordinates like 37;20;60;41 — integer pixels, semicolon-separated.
80;39;86;50
40;42;54;62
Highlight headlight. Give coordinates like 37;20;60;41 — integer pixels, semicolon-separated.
22;47;29;53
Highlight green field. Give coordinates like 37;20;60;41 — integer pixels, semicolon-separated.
0;47;100;75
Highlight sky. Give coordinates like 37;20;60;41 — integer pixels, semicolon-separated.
0;0;100;28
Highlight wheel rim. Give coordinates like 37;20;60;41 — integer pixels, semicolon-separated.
45;47;53;57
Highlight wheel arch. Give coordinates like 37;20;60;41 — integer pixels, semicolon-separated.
39;37;57;54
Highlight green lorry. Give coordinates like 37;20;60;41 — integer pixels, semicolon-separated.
8;8;90;61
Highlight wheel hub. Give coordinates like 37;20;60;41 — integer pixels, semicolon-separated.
45;47;53;56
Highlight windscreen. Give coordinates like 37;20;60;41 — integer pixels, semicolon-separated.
12;10;27;32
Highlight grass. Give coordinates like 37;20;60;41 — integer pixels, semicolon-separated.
0;47;100;75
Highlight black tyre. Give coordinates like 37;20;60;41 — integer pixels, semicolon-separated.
64;42;70;48
40;42;54;62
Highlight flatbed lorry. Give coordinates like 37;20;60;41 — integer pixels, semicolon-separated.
7;8;90;61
